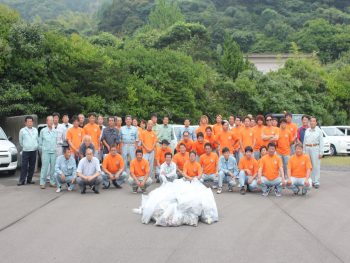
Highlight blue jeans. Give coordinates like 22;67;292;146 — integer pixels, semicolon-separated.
200;173;219;187
218;171;236;188
143;150;155;178
238;170;258;190
278;154;289;179
287;177;312;194
55;173;75;189
122;144;136;171
261;176;282;193
102;171;127;187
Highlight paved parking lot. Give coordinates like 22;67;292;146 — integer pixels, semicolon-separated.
0;166;349;263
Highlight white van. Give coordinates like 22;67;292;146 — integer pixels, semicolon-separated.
0;127;18;174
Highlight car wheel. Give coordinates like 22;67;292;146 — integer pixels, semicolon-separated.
330;144;337;156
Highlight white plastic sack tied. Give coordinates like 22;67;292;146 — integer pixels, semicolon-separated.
133;178;219;227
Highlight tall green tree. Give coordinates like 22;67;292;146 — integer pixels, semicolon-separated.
148;0;184;30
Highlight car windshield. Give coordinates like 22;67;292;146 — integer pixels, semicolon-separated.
323;127;345;136
0;128;7;140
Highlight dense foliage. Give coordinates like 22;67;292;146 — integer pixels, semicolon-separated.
0;1;349;125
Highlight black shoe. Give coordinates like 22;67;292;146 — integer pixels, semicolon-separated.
93;188;99;194
81;186;86;194
17;181;25;186
314;184;320;189
26;181;35;184
240;187;246;195
156;178;160;183
112;180;122;189
102;181;110;189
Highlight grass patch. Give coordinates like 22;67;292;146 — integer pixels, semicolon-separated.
322;156;350;167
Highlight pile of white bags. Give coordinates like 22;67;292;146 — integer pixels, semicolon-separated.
133;177;219;227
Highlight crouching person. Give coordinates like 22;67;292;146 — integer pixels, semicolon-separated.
183;151;202;181
55;147;77;193
238;146;259;195
76;148;102;194
102;144;127;189
287;143;312;195
159;152;177;183
128;149;153;194
200;143;219;189
217;147;238;194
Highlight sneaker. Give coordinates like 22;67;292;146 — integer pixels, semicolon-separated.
301;188;307;195
228;187;233;192
102;181;110;189
240;187;246;195
40;185;46;189
132;188;138;194
314;184;320;189
217;188;222;194
141;188;147;194
294;189;300;195
262;186;271;197
56;187;61;193
67;186;73;191
274;187;282;197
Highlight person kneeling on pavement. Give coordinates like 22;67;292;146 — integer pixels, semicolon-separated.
101;144;127;189
238;146;259;195
287;143;313;196
55;147;77;193
128;149;153;194
76;148;102;194
159;152;177;183
217;147;238;194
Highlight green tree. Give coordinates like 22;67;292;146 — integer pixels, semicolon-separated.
148;0;184;30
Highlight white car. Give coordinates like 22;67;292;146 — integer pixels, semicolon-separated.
321;126;350;156
333;126;350;136
0;127;18;174
322;137;331;156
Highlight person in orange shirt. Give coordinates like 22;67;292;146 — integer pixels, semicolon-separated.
155;139;172;182
262;114;279;147
285;112;298;155
83;113;101;158
216;120;238;155
253;115;265;160
272;117;278;127
66;116;85;161
239;116;256;160
140;120;157;178
128;149;152;193
238;146;259;195
287;143;313;195
199;143;219;188
191;132;207;158
257;142;285;197
231;116;242;162
204;126;218;153
212;115;223;136
173;143;189;178
277;118;293;178
183;151;202;181
101;144;127;189
176;131;193;152
195;115;209;136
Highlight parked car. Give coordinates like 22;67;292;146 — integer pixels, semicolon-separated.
320;126;350;156
322;137;331;156
0;126;18;174
333;126;350;136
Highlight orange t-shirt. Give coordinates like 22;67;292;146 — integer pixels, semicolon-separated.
156;146;172;165
240;127;255;153
140;130;157;153
66;127;85;154
176;139;193;152
173;152;189;171
216;130;237;153
191;140;208;156
286;122;298;140
288;154;312;178
238;156;258;176
231;127;242;152
204;134;217;150
83;123;101;149
196;125;209;137
130;158;149;177
200;152;219;174
212;124;223;136
262;126;280;147
277;128;293;155
259;154;283;180
253;125;265;151
102;153;124;174
183;160;202;177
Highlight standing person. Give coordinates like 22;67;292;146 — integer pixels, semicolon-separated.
216;121;238;155
101;116;119;156
78;113;85;128
228;114;235;130
157;116;174;145
191;132;208;158
140;119;146;131
101;144;127;189
262;114;279;147
53;112;65;156
76;148;102;194
183;151;202;181
217;147;239;194
83;113;101;158
257;143;285;197
195;115;209;136
155;140;172;182
250;119;256;128
287;143;313;195
132;117;143;149
303;116;323;189
277;118;293;178
204;126;218;153
151;113;160;135
97;115;105;159
177;118;196;141
285;112;298;155
253;115;265;160
231;116;242;162
176;131;193;152
200;143;219;188
238;146;259;195
61;114;72;148
140;120;157;178
297;115;310;144
173;143;189;178
66;116;85;161
39;116;57;189
18;116;39;185
272;117;278;127
54;148;76;193
239;116;256;161
212;115;223;136
120;115;139;170
128;149;153;193
115;116;123;132
159;152;177;183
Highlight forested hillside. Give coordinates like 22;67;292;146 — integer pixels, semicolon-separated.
0;1;349;125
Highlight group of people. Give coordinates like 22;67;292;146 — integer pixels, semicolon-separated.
18;112;323;196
